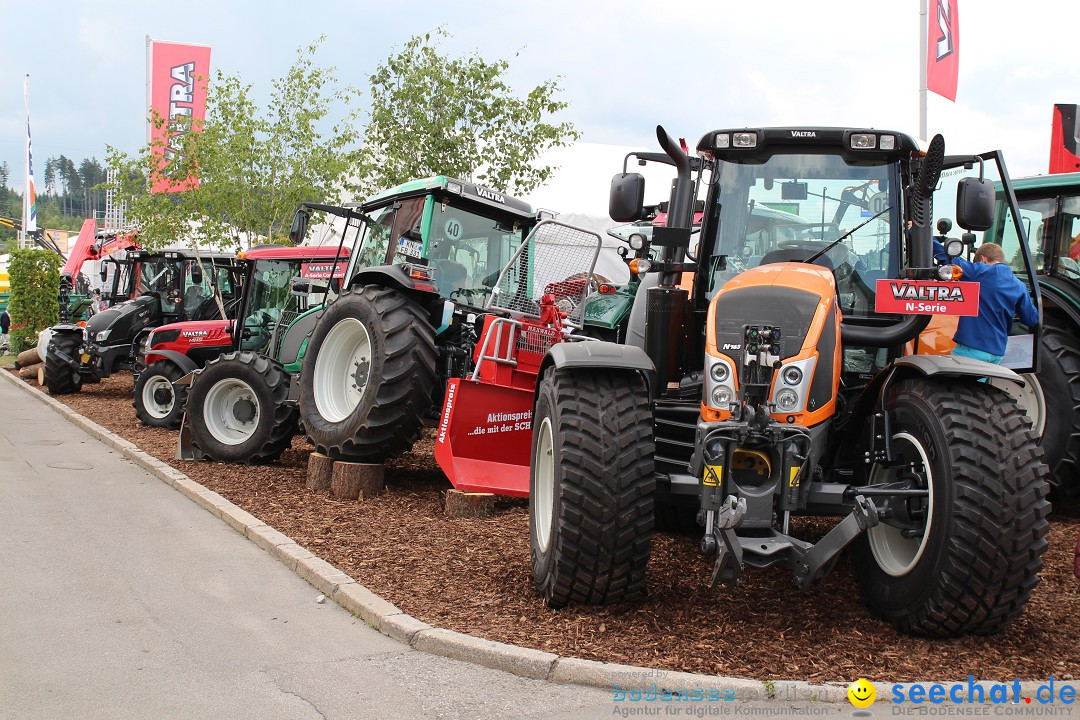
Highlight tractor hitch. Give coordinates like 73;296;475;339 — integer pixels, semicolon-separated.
706;496;747;589
793;494;880;590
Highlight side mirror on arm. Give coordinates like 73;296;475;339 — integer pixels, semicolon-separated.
609;173;646;222
955;177;995;231
289;209;310;244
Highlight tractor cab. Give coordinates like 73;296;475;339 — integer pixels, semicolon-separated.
292;177;539;317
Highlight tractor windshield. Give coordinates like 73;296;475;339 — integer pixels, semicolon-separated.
239;259;335;353
705;153;899;317
424;201;528;305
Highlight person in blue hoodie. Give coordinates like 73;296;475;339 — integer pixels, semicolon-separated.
933;239;1039;363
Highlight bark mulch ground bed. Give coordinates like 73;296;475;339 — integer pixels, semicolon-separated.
17;370;1080;683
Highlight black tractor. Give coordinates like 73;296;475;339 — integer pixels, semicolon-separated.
42;249;240;395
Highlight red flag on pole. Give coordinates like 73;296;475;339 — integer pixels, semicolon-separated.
926;0;960;101
147;39;211;194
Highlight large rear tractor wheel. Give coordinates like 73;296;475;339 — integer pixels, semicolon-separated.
853;378;1049;636
184;351;297;464
530;369;655;607
299;286;436;461
133;361;185;428
1032;324;1080;499
43;332;83;395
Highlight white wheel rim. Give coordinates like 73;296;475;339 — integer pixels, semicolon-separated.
203;378;261;445
867;431;935;577
141;375;174;419
533;417;555;553
988;374;1046;436
313;318;372;423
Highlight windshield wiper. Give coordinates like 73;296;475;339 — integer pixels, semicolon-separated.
805;205;892;264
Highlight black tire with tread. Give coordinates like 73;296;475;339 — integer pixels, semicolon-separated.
43;332;83;395
133;361;185;429
853;378;1050;636
185;351;297;464
1034;323;1080;499
299;285;436;462
530;369;655;607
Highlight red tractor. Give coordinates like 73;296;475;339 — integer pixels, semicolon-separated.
133;244;348;428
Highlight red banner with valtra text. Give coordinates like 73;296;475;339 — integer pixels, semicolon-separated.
926;0;960;102
148;39;211;194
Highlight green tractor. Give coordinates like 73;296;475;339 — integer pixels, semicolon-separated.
295;177;588;462
990;170;1080;498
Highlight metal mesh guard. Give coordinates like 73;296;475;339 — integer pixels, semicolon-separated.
488;220;602;324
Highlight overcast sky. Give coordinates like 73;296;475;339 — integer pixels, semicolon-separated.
1;0;1076;216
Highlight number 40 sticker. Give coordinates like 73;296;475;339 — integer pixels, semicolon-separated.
444;219;462;240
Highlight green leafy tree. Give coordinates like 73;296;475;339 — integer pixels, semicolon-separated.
7;249;62;352
105;38;364;251
358;29;578;197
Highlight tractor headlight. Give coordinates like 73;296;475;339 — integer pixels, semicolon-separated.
775;388;799;412
850;133;877;149
879;135;896;150
732;132;757;148
711;386;734;407
782;366;803;385
95;330;112;343
710;361;729;383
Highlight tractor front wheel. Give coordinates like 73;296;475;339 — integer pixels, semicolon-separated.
853;378;1049;636
530;368;655;607
133;361;185;428
43;331;83;395
298;286;436;461
184;351;297;464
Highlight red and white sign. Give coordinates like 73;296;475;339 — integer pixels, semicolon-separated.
148;39;212;194
875;279;979;316
926;0;960;101
300;261;347;280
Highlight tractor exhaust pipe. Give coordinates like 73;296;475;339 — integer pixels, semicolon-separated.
644;126;695;392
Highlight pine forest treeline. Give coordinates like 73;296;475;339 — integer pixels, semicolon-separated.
0;156;108;242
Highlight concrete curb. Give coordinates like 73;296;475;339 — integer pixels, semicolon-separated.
5;367;965;704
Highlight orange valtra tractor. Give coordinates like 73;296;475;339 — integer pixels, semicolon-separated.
440;124;1051;637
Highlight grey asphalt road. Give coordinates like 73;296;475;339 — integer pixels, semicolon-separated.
0;375;869;720
0;376;621;719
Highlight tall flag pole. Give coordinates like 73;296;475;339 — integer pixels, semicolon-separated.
919;1;928;141
923;0;960;141
23;74;38;246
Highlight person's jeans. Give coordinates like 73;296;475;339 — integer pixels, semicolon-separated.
951;343;1004;364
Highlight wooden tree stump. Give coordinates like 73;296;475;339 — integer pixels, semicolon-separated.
306;452;334;491
36;365;45;386
18;363;42;380
330;461;384;500
444;490;495;518
16;348;41;366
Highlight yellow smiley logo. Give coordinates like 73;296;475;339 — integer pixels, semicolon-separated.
847;678;876;708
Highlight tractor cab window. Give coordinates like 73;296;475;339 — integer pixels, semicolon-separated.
181;261;217;321
706;154;897;317
428;201;527;305
1059;195;1080;280
353;205;396;270
389;196;428;267
138;258;182;316
240;259;297;353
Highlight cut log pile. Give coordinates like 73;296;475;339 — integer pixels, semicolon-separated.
14;347;43;382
